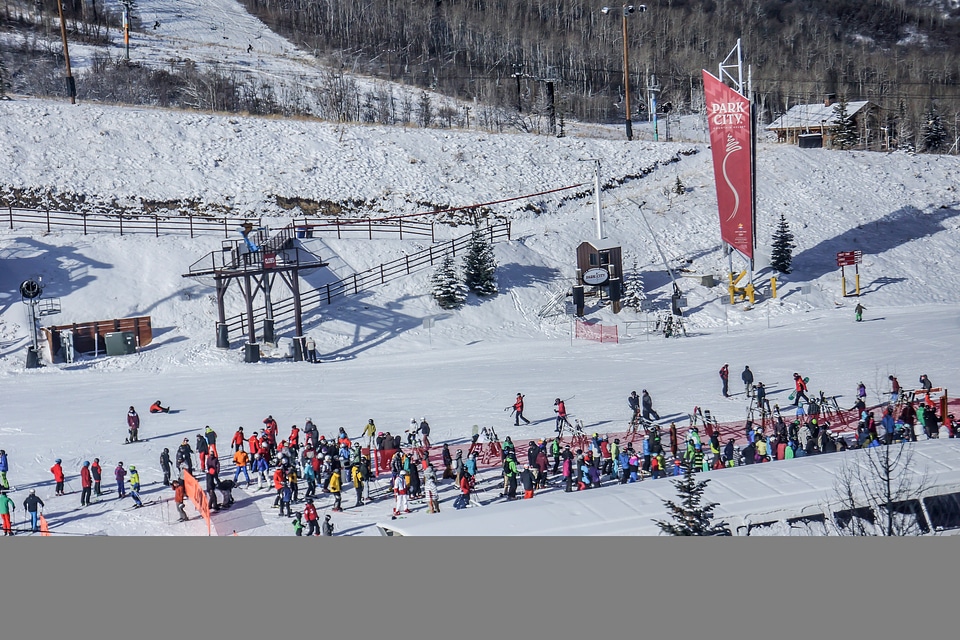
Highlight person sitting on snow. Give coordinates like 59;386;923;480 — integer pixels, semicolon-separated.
150;400;170;414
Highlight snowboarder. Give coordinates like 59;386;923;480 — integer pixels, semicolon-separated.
80;461;92;506
149;400;170;414
50;458;65;495
741;366;754;397
23;489;44;532
854;303;866;322
641;390;660;422
792;373;809;406
126;406;140;442
719;363;729;397
920;374;933;391
513;393;531;425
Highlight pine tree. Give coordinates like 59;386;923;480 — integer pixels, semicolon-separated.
673;176;685;195
462;228;498;296
921;103;948;153
833;96;858;150
654;463;728;536
431;255;467;309
622;260;647;312
770;213;795;274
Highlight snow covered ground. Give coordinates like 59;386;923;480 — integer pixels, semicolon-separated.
1;4;959;536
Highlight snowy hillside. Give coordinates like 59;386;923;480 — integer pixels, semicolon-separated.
1;2;959;536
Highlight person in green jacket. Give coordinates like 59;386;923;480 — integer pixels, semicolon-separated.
1;490;15;536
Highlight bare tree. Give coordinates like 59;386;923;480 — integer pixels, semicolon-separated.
832;441;933;536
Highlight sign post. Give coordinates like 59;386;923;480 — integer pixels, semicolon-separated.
836;250;862;297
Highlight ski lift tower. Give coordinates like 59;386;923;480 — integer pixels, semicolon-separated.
20;278;61;368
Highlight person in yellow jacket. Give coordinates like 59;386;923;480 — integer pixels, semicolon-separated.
351;463;364;508
329;468;342;512
232;449;251;487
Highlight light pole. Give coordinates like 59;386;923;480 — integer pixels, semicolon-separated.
602;4;646;141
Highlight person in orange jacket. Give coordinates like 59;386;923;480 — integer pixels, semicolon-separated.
272;466;285;508
149;400;170;414
51;458;66;495
232;449;251;487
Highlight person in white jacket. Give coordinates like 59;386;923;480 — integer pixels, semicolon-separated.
393;471;409;515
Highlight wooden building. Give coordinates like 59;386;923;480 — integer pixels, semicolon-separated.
766;97;881;148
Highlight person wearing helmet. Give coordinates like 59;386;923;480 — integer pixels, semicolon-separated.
91;458;103;496
80;461;93;506
554;398;569;433
322;513;335;536
0;449;10;490
303;498;319;536
49;458;66;495
0;489;14;536
23;489;45;532
149;400;170;414
418;418;431;448
115;461;127;498
362;418;377;452
512;393;530;426
407;419;419;446
127;406;140;442
160;448;172;486
291;511;304;536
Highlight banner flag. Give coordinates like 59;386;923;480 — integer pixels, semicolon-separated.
703;70;754;260
183;470;211;536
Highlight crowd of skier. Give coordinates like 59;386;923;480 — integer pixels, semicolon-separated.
0;369;955;536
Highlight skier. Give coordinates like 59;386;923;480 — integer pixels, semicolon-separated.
0;449;9;490
160;448;172;486
329;467;342;512
888;375;900;403
513;393;531;425
322;513;335;536
115;461;127;498
741;365;754;397
232;448;251;486
50;458;65;495
520;464;535;499
641;390;660;422
362;418;377;452
80;461;92;507
253;453;268;489
0;490;14;536
351;459;364;507
23;489;44;532
919;374;933;391
171;479;189;522
128;465;144;508
292;512;303;536
303;498;320;536
196;434;209;471
127;406;140;442
231;427;245;453
792;373;810;406
857;382;867;403
91;458;103;496
854;303;866;322
719;363;730;397
392;470;409;515
755;382;771;414
176;438;194;476
554;398;571;433
204;426;219;458
628;391;641;425
149;400;170;414
454;469;471;509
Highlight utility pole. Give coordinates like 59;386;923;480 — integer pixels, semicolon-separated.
647;73;661;142
121;0;133;61
55;0;75;104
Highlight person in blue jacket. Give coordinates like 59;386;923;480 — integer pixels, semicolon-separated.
0;449;9;490
253;452;269;489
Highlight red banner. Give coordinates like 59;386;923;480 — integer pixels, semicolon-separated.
703;70;754;260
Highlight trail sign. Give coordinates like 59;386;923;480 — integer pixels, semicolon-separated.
836;250;862;267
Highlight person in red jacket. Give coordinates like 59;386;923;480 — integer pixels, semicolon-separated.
149;400;170;414
231;427;245;453
80;461;93;506
554;398;570;433
51;458;66;495
272;466;285;508
303;498;320;536
513;393;531;426
793;373;810;406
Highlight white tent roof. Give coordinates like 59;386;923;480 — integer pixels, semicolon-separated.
767;101;872;131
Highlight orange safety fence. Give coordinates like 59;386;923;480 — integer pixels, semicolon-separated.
182;471;211;536
575;320;618;343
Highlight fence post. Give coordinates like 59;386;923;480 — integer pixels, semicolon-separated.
451;239;456;256
399;218;403;240
83;213;87;235
189;214;194;238
46;208;51;233
155;215;160;237
7;205;11;230
354;275;359;295
224;217;228;238
119;214;123;236
405;255;410;274
431;222;435;243
380;264;385;284
326;283;332;305
429;245;434;265
337;219;342;240
368;219;372;240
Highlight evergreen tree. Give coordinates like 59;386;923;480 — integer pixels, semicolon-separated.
462;228;498;296
921;103;948;153
770;213;795;274
431;255;467;309
622;260;647;312
832;96;858;150
673;176;685;195
654;463;728;536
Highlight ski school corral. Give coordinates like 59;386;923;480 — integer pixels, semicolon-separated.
376;439;960;536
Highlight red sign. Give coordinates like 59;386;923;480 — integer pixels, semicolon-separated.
263;253;277;269
836;250;862;267
703;70;754;260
